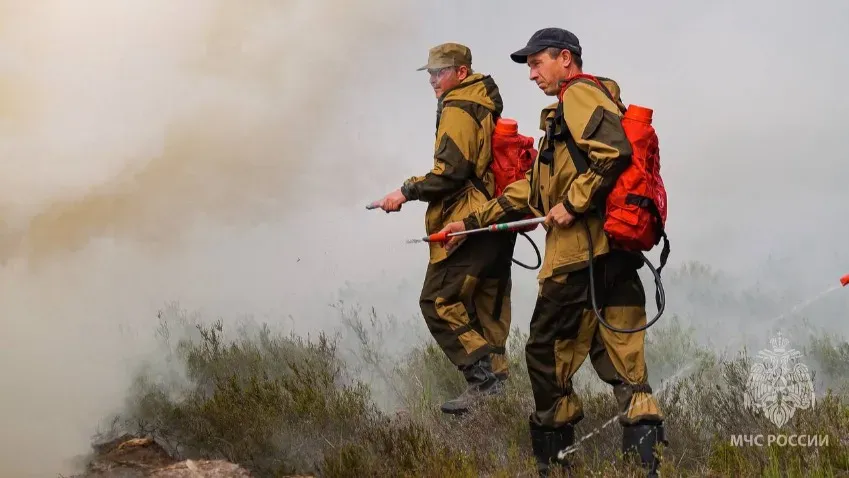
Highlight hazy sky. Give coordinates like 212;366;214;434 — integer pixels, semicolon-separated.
0;1;847;476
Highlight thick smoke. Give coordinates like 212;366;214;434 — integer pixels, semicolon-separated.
0;1;415;476
0;1;414;263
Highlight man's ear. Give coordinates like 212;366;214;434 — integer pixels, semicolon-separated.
560;49;573;67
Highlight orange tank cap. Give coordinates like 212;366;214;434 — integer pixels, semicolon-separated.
495;117;518;136
624;105;653;123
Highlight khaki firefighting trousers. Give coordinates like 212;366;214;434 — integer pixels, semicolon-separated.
419;232;516;379
527;250;664;428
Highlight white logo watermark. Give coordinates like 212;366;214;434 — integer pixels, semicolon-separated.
730;434;829;447
743;331;816;428
731;331;827;447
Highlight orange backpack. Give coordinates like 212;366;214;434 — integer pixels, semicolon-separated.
467;116;541;269
469;117;537;199
557;74;670;273
490;118;537;197
469;117;538;229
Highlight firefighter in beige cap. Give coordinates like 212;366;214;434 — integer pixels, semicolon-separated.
375;43;517;415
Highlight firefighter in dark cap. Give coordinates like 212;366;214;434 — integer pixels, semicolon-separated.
438;28;667;477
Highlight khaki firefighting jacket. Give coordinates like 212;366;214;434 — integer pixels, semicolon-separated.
464;76;633;279
401;73;504;263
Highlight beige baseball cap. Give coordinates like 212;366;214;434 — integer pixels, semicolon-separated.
416;42;472;71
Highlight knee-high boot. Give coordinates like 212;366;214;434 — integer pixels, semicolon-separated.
622;421;667;477
529;421;574;477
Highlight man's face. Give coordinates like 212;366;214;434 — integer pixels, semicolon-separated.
527;49;571;96
428;66;466;98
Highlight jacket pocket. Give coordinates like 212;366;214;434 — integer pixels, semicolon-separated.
551;226;588;271
606;203;640;226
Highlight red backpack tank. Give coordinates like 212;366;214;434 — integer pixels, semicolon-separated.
490;118;537;197
558;74;670;271
469;117;539;233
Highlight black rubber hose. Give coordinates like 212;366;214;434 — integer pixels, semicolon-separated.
584;219;665;333
511;231;542;270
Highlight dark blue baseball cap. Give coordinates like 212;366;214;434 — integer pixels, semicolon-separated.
510;27;582;64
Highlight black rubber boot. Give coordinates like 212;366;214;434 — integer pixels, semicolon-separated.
529;421;574;477
622;421;667;477
440;355;501;415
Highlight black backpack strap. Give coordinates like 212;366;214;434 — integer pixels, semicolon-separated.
642;199;670;274
464;106;498;202
557;75;615;176
469;174;492;201
554;100;608;216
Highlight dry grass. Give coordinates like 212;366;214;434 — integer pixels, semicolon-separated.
95;279;849;477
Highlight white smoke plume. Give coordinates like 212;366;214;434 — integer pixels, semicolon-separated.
0;1;415;476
